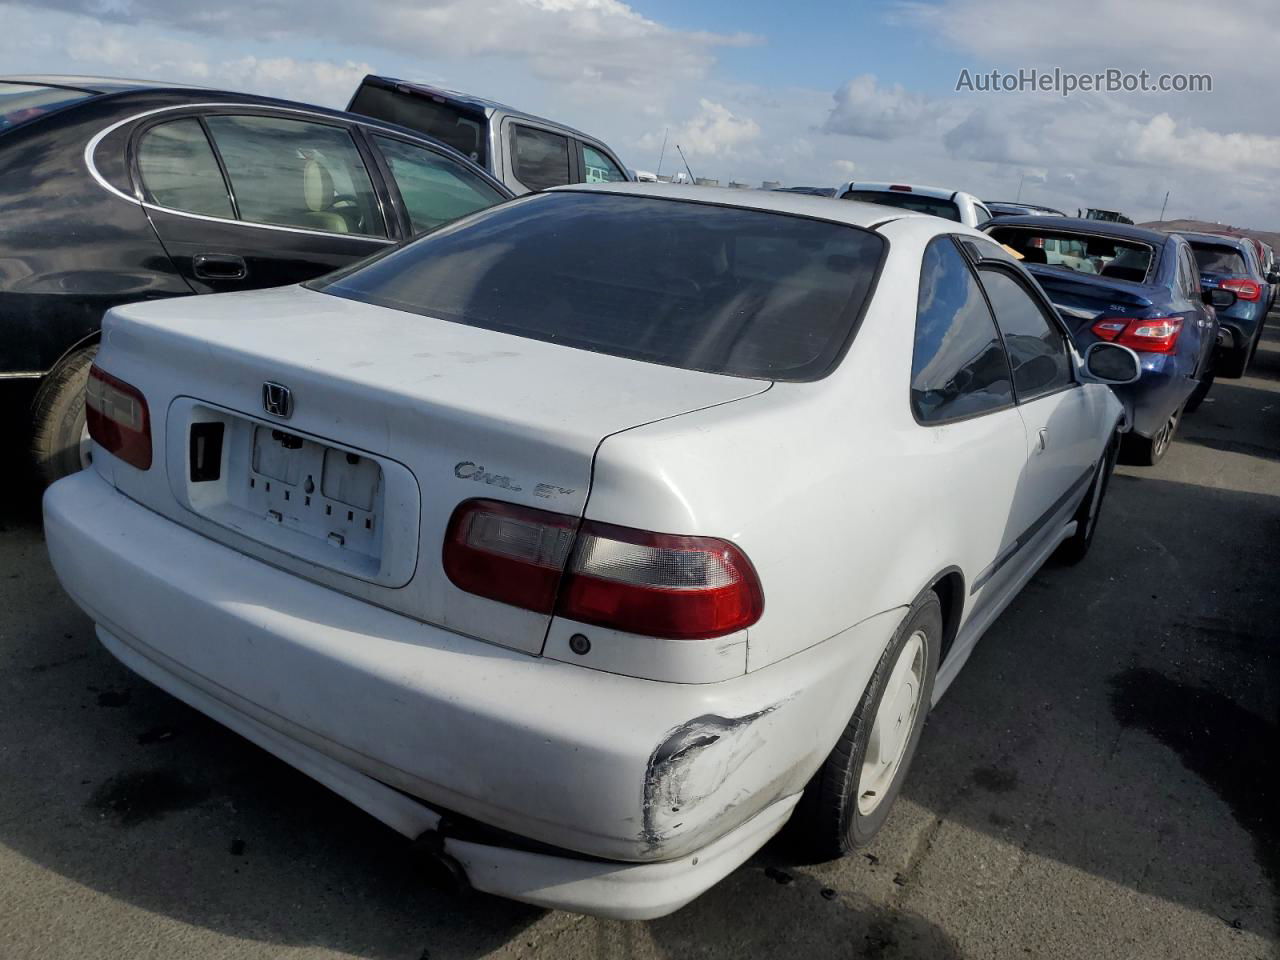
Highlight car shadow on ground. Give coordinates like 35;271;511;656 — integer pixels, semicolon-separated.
0;324;1276;958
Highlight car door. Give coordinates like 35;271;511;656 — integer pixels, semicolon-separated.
134;110;397;294
365;132;510;238
910;236;1030;636
974;262;1103;573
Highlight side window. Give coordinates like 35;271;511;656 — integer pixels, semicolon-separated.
581;144;626;183
974;203;993;224
203;115;384;237
511;125;571;191
978;268;1074;399
136;118;233;218
912;237;1014;423
373;136;506;236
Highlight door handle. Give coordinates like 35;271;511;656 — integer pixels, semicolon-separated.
192;253;247;281
1036;428;1049;453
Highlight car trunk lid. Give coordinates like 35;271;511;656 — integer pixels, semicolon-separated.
1025;266;1156;341
98;284;771;654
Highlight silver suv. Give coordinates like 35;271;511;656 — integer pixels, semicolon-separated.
348;75;633;195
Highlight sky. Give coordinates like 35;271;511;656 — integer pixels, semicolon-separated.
6;0;1280;228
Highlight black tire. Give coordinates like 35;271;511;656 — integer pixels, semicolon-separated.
1120;402;1182;467
1183;367;1214;413
1217;343;1249;379
792;592;942;860
30;344;97;486
1054;433;1119;565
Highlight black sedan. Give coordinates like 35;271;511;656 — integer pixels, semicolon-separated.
0;76;513;483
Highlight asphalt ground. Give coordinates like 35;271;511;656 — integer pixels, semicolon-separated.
0;314;1276;960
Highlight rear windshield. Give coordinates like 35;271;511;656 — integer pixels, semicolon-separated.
842;189;961;222
1189;242;1247;276
348;82;487;167
0;82;92;132
988;226;1154;283
313;191;886;381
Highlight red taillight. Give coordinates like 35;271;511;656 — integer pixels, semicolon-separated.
888;184;913;192
558;520;764;640
442;500;765;640
442;499;577;613
1221;277;1261;302
1091;316;1182;354
85;365;151;470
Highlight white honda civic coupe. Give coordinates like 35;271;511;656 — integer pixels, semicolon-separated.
44;183;1140;919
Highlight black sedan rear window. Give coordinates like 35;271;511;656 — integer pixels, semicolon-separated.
313;192;885;381
0;82;92;132
1189;243;1247;276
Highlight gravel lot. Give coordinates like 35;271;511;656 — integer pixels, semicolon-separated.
0;316;1276;960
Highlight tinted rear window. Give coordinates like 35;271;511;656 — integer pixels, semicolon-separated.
349;82;487;167
0;82;92;132
843;189;961;222
988;226;1154;283
1189;243;1247;276
313;191;885;380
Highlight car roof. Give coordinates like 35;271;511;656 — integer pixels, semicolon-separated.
989;215;1170;245
360;75;598;142
549;181;933;229
839;181;976;202
986;201;1066;215
1174;230;1253;250
0;74;209;94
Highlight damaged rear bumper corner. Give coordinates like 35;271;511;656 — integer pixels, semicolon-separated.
99;621;798;919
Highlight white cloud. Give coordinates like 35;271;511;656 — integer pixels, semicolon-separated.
823;74;948;140
31;0;758;104
647;99;761;160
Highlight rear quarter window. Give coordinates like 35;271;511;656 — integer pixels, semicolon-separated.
312;191;886;380
1191;243;1247;275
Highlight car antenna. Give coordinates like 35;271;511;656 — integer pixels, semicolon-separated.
676;144;696;184
656;126;669;178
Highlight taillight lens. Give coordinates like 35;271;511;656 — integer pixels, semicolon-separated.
1220;277;1261;302
1091;316;1182;354
442;500;765;640
85;365;151;470
442;499;577;613
558;520;764;640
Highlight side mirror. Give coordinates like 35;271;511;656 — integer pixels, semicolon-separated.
1083;342;1142;385
1267;270;1280;285
1203;288;1237;309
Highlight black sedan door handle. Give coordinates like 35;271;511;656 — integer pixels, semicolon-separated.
192;253;247;281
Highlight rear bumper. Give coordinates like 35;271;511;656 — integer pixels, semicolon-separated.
44;470;898;916
1113;353;1194;438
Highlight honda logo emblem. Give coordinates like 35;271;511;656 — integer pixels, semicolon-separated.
262;382;293;419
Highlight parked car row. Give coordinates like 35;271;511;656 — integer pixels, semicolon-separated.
0;74;1254;922
833;179;1276;462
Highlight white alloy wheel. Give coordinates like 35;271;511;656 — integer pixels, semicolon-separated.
856;630;926;816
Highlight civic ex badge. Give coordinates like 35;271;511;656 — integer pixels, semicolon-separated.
262;381;293;419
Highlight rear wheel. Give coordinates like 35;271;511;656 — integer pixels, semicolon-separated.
1120;403;1182;467
1055;433;1119;565
792;592;941;859
30;345;97;486
1184;367;1215;413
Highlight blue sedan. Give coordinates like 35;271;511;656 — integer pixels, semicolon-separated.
986;217;1234;465
1176;231;1271;378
